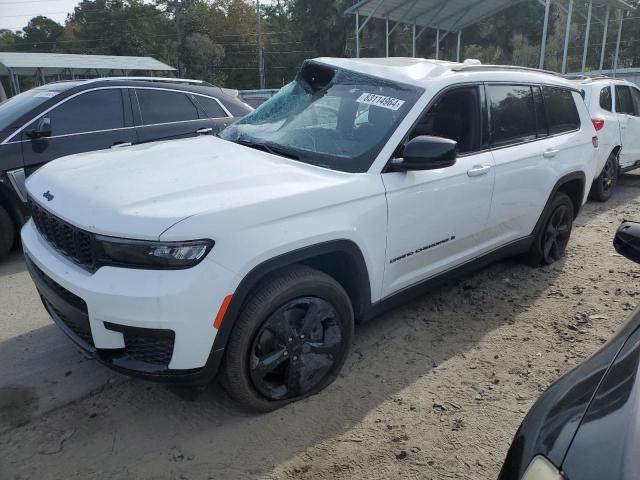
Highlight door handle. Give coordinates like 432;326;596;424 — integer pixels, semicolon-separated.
467;165;491;177
196;127;213;135
543;148;559;158
110;142;132;149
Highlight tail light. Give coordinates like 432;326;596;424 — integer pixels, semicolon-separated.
592;118;605;132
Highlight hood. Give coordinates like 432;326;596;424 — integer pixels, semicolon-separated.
26;136;354;239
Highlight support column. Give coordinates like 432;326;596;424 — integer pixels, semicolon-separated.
599;7;610;72
435;28;440;60
561;0;573;74
412;21;416;57
581;0;593;73
356;12;360;58
539;0;551;69
613;11;623;77
457;30;461;62
385;16;389;57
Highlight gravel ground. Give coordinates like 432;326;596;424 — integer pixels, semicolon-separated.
2;173;640;480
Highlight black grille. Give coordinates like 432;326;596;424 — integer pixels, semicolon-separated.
124;331;175;366
30;199;96;271
32;261;88;313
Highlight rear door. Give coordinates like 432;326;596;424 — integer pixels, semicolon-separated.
615;85;640;168
22;88;135;176
133;88;225;143
484;84;562;245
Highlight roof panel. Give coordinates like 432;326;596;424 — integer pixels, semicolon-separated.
347;0;635;31
0;52;175;72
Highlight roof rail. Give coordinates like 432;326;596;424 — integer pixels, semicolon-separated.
451;64;561;77
563;73;620;82
84;76;215;86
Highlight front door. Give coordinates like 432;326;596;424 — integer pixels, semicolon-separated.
382;85;495;297
22;88;136;177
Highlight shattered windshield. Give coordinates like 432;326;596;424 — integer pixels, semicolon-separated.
219;62;423;173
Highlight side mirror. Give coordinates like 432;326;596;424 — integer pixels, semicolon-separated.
390;135;457;171
26;117;52;139
614;221;640;264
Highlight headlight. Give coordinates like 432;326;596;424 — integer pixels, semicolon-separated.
96;236;214;269
522;456;564;480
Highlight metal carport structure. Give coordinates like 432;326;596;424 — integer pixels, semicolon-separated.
345;0;635;74
0;52;176;98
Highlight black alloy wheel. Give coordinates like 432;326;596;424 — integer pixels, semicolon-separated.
542;203;572;264
249;296;344;400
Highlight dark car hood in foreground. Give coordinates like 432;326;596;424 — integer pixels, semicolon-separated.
499;307;640;480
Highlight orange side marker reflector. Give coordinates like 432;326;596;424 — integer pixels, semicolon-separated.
214;294;233;329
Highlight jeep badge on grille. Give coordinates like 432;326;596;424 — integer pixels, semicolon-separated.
43;191;54;202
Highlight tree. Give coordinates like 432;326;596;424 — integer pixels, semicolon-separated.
20;16;64;51
182;32;225;83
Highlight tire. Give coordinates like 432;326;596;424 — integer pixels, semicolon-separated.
590;151;619;202
525;192;574;266
0;205;15;260
220;265;354;412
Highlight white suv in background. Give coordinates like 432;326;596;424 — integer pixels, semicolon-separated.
22;58;598;411
570;76;640;201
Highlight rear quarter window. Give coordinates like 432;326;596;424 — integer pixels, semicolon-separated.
600;86;613;111
542;87;580;135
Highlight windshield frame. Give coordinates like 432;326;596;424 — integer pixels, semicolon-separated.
219;61;424;173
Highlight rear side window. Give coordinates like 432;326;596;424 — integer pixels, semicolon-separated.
542;87;580;135
616;86;635;114
194;95;227;118
600;86;613;111
630;88;640;116
487;84;537;146
136;89;199;125
49;89;125;136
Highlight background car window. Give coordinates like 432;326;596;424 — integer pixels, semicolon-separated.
542;87;580;135
408;86;480;154
487;84;537;146
600;86;613;112
137;89;199;125
630;88;640;116
47;89;125;136
194;95;227;118
616;86;635;114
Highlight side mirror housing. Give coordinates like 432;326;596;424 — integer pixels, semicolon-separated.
26;117;52;139
614;221;640;264
390;135;457;171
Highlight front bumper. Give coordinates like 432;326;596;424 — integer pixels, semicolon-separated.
22;220;236;384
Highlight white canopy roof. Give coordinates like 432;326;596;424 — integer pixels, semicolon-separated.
345;0;635;32
0;52;175;76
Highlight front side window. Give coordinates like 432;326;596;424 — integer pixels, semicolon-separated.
600;86;613;111
408;86;481;154
487;84;537;146
219;61;423;173
47;89;125;136
137;89;199;125
543;87;580;135
630;88;640;116
616;86;635;115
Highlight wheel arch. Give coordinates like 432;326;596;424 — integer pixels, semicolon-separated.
202;239;372;382
532;172;585;239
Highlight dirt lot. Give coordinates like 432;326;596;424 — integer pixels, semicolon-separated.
2;173;640;480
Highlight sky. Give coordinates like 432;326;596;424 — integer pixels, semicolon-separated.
1;0;83;31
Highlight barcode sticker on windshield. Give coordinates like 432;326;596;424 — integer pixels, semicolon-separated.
356;93;405;111
34;91;57;98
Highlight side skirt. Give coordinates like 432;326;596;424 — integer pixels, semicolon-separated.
362;236;534;322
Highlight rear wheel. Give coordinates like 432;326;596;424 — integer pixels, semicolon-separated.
221;265;354;412
590;151;618;202
0;205;15;260
526;192;574;266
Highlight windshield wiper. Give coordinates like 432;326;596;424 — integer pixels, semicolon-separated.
235;139;299;160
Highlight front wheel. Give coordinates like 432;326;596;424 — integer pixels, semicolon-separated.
525;192;574;266
590;151;619;202
221;265;354;412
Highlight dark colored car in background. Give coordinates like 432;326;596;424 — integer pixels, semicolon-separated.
499;220;640;480
0;77;253;259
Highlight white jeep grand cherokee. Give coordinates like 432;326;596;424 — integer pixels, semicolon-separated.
22;58;598;411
